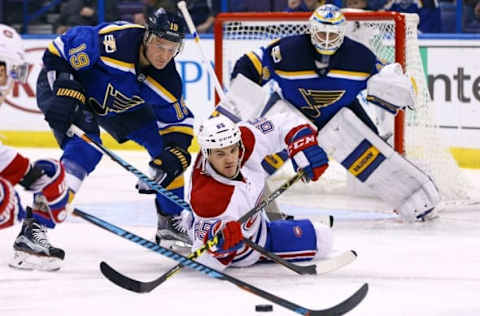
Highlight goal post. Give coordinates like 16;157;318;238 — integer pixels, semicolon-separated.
213;10;470;203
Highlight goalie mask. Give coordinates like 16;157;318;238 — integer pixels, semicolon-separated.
197;115;244;178
0;24;28;86
309;4;346;56
144;8;186;57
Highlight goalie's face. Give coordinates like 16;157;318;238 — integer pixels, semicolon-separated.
309;5;346;55
208;143;241;179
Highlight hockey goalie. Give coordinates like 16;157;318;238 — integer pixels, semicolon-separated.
218;4;440;222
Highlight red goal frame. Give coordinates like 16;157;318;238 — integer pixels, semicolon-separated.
213;11;408;154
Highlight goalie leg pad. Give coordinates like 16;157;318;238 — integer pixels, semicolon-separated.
317;108;440;222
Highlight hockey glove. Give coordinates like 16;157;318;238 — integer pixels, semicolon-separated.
137;146;191;194
0;177;23;229
44;73;86;134
286;124;328;182
205;220;244;255
29;159;70;228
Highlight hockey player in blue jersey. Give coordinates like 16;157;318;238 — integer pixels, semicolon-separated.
32;8;194;250
226;4;440;222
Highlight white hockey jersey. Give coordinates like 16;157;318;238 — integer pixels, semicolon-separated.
188;112;315;271
0;142;29;184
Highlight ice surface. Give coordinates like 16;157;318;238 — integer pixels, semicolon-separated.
1;149;479;316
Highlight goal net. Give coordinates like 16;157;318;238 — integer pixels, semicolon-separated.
213;10;470;207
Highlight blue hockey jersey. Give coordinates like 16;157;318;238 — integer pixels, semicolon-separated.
231;34;382;130
43;22;193;150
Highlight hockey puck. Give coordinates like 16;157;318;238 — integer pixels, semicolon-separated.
255;304;273;312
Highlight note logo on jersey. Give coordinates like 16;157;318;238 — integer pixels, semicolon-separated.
271;45;282;63
89;83;145;115
103;34;117;53
299;88;345;118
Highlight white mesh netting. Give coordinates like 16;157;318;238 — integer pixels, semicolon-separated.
217;12;471;203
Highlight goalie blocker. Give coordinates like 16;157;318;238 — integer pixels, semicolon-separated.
318;107;439;222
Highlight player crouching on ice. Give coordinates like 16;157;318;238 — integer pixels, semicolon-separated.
185;114;333;271
0;143;70;271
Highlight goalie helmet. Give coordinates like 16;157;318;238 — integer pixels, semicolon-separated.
197;115;244;175
0;24;28;84
144;8;186;56
309;4;346;55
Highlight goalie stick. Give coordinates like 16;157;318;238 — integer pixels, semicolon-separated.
73;208;368;316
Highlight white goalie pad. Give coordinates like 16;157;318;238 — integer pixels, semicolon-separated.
366;63;416;114
217;74;270;122
317;108;440;221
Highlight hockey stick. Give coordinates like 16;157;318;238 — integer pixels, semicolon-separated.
73;208;368;315
96;172;321;294
177;0;242;122
105;249;357;294
68;124;317;275
67;124;192;211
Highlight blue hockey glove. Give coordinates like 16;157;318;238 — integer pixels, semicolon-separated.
136;146;191;194
286;124;328;182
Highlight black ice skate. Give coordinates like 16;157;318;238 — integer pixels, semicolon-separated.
9;216;65;272
155;212;192;249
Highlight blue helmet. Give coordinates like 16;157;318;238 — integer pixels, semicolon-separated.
145;8;186;51
309;4;346;55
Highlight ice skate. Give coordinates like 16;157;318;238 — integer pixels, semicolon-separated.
9;216;65;272
155;211;192;250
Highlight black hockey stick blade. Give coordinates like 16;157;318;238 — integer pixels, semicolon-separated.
100;261;164;293
75;208;367;315
310;283;368;316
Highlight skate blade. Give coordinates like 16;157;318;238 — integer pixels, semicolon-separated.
9;250;62;272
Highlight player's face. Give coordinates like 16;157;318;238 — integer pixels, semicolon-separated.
208;143;241;179
145;36;180;69
0;63;7;86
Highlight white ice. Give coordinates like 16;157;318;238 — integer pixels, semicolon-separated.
1;148;479;316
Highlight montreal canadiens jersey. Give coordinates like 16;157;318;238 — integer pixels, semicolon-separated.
0;142;29;186
44;22;193;140
188;112;314;271
231;34;382;130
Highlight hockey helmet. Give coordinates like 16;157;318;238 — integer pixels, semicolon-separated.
198;115;242;154
144;8;186;55
0;24;28;84
309;4;346;55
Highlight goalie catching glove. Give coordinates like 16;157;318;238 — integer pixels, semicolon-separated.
137;146;191;193
285;124;328;182
366;63;416;114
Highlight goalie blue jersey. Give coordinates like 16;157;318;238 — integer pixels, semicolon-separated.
44;22;193;147
231;34;382;130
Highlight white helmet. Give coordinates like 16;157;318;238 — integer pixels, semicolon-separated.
0;24;28;84
309;4;346;56
197;115;243;175
197;115;242;154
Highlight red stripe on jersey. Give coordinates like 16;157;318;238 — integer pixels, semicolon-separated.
190;163;235;218
0;153;30;185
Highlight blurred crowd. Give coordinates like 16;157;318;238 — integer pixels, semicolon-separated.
1;0;479;34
